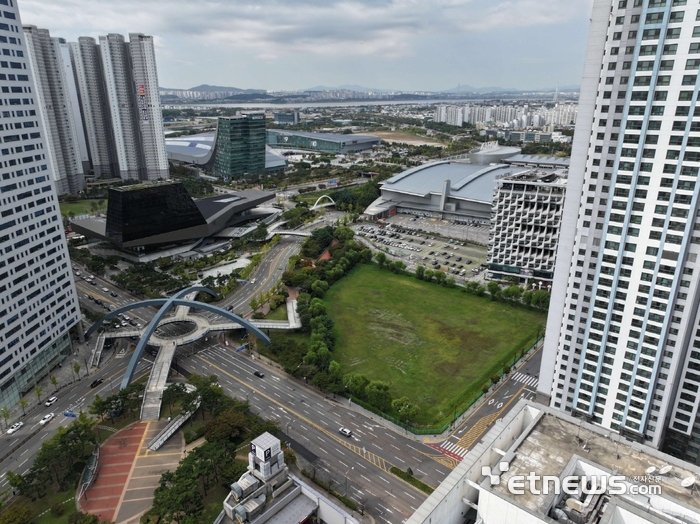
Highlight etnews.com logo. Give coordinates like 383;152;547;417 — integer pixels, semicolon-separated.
482;461;662;496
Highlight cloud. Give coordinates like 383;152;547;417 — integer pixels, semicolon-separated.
19;0;591;59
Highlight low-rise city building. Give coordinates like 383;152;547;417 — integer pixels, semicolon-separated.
266;129;381;154
219;432;358;524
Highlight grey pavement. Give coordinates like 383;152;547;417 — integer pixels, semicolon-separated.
3;324;114;425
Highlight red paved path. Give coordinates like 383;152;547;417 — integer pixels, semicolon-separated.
80;422;148;523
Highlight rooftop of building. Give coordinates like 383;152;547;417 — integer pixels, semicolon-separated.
111;180;180;192
494;412;700;515
498;168;568;186
382;160;530;203
164;133;287;169
194;189;274;220
504;153;571;168
266;129;381;144
406;401;700;524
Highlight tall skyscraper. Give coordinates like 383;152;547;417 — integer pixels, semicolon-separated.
213;114;266;179
128;33;168;181
0;1;81;409
22;29;167;184
539;0;700;462
23;26;88;194
69;37;119;179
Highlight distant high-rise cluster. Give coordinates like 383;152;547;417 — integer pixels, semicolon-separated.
433;103;578;129
23;27;168;193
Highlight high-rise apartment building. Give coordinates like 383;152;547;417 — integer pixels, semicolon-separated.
128;34;168;181
22;29;167;184
23;26;88;194
0;1;81;409
539;0;700;462
69;37;118;179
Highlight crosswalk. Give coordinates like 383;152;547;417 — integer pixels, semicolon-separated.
439;440;469;458
511;371;539;388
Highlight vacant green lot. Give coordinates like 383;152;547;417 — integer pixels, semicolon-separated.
325;265;545;426
59;199;104;216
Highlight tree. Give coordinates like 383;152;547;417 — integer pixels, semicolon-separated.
34;385;43;404
50;375;58;392
89;395;110;424
392;396;419;424
374;251;387;269
18;398;27;417
0;502;32;524
502;285;524;303
73;362;81;380
365;381;392;412
487;281;501;300
204;409;248;443
415;265;425;280
162;383;187;417
345;374;370;400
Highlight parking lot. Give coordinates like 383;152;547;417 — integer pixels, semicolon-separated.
354;222;488;282
387;214;490;245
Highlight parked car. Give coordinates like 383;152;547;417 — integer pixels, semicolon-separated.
339;427;352;437
253;371;265;378
39;413;54;425
7;422;23;435
44;396;58;407
90;378;104;389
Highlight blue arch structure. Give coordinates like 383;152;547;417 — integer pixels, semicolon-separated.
311;194;335;209
85;286;270;390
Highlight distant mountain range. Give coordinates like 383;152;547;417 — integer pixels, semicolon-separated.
303;84;396;93
159;83;579;95
159;84;266;93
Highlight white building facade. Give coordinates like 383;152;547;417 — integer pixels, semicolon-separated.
488;170;567;284
538;0;700;463
0;0;80;409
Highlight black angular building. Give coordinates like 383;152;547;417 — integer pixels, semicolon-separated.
72;181;274;250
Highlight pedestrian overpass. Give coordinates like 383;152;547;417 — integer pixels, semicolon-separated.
86;286;275;421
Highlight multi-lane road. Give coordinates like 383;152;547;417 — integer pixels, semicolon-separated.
27;221;545;523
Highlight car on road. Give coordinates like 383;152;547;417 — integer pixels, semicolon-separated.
44;396;58;406
89;281;96;286
90;378;104;388
110;292;118;297
339;427;352;437
253;371;265;378
250;278;257;284
7;422;23;435
39;413;54;425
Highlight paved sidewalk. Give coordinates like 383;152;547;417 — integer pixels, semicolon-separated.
4;324;118;426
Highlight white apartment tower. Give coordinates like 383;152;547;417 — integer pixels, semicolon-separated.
23;26;87;194
69;37;118;179
0;0;80;408
128;33;168;181
538;0;700;464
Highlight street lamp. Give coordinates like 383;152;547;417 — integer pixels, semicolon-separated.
344;466;354;497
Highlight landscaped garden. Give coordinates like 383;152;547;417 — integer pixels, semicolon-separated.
324;264;546;426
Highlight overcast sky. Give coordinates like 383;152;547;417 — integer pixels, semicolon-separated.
19;0;594;92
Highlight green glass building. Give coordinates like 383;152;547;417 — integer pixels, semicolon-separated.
213;114;266;179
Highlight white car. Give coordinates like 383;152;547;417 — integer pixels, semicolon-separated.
339;427;352;437
44;396;58;407
250;278;257;284
6;422;23;435
39;413;54;425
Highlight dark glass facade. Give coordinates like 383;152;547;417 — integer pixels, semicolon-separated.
106;182;207;243
213;114;266;179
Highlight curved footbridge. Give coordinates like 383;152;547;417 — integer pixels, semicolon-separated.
86;286;301;421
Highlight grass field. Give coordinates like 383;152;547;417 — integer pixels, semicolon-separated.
372;130;446;147
59;199;105;217
325;265;545;426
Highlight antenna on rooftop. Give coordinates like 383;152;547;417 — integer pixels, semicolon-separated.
660;465;673;475
681;476;696;489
